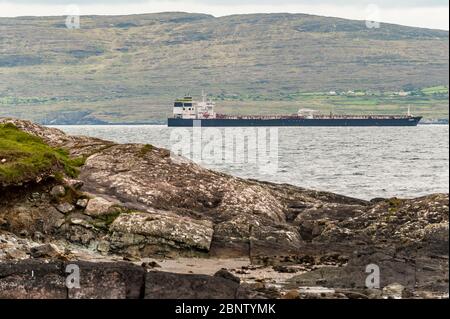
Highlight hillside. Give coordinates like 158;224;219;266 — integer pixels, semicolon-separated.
0;12;448;123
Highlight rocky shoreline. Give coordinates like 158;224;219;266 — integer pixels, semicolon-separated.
0;118;448;299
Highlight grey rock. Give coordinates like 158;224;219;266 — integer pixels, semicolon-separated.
56;202;75;214
382;283;405;299
54;218;66;228
30;244;64;259
50;185;66;198
96;240;110;253
110;211;214;252
5;248;28;260
65;179;84;190
141;261;161;269
0;217;8;227
273;265;299;273
76;198;89;209
214;268;240;283
19;230;29;237
145;271;244;299
33;231;44;241
70;218;94;229
84;197;118;217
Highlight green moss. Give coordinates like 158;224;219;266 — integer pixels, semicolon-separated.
0;123;85;184
138;144;153;157
102;210;123;226
387;197;403;213
388;198;403;208
91;206;131;231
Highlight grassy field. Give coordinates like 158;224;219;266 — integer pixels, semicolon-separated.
0;123;84;184
0;13;448;123
217;87;449;119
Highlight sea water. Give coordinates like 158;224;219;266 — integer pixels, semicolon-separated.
52;125;449;200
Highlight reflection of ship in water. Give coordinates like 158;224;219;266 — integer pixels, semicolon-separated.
168;92;422;127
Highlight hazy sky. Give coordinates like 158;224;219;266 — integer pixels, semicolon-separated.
0;0;448;30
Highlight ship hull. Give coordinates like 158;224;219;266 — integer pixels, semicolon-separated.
168;117;422;127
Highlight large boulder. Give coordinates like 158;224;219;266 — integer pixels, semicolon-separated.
109;211;214;253
84;196;121;217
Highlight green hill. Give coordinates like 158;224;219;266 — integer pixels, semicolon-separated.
0;12;448;123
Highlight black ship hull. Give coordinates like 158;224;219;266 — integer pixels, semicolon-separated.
168;117;422;127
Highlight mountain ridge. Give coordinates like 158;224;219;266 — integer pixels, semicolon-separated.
0;12;448;123
2;11;448;32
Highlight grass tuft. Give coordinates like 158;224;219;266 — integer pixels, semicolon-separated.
138;144;153;157
0;123;85;184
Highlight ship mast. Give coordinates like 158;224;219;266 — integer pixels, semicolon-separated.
202;89;206;103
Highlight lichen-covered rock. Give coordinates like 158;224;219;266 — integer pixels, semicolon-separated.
382;283;405;299
76;198;89;208
422;222;449;254
84;196;120;217
30;243;65;259
50;185;66;198
56;202;75;214
110;211;214;252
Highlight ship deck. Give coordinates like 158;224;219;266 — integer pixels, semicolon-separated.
215;114;416;120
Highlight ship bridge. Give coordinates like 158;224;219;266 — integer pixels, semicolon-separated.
172;92;216;120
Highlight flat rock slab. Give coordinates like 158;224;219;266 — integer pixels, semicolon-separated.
110;212;214;251
84;196;120;217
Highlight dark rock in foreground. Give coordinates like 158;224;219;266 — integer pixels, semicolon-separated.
145;271;241;299
0;260;259;299
0;260;145;299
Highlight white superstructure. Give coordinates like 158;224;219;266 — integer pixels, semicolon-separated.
172;92;216;119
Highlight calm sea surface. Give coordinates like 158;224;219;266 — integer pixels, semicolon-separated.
52;125;449;200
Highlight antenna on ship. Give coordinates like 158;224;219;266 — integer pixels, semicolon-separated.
407;104;412;117
202;89;206;103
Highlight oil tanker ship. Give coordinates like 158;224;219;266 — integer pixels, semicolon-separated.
167;93;422;127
